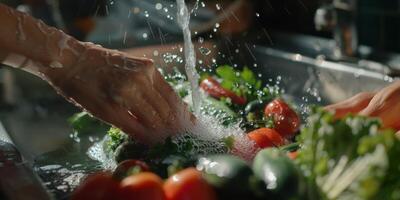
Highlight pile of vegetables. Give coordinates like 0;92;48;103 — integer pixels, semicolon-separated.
296;108;400;200
68;66;400;200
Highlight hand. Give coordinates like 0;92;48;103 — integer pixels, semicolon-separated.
324;91;376;118
0;4;195;145
43;43;194;145
358;81;400;130
325;81;400;131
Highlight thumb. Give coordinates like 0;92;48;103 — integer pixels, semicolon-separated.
324;92;375;118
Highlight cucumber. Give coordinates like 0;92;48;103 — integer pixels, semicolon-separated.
244;97;273;114
252;148;303;200
196;154;263;199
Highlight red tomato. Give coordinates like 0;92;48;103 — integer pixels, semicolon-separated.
264;99;300;138
113;159;150;180
248;128;285;149
200;77;247;105
119;172;165;200
71;172;120;200
163;168;217;200
287;151;298;160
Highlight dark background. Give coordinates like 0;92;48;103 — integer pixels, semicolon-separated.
2;0;400;52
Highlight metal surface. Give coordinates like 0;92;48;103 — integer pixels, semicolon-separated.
0;124;52;200
315;0;358;58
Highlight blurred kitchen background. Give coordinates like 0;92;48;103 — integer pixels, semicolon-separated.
0;0;400;161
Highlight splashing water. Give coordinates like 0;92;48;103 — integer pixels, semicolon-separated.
175;0;256;160
176;0;202;115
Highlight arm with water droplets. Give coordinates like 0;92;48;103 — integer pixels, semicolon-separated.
0;3;85;76
0;4;195;145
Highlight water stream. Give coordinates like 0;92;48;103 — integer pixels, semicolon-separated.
176;0;202;115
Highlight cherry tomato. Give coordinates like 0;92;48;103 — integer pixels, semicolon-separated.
200;77;247;105
71;172;120;200
287;151;298;160
164;167;217;200
248;128;285;149
264;99;300;138
119;172;165;200
113;159;150;180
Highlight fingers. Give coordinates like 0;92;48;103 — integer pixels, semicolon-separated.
138;66;174;122
152;68;193;127
359;81;400;130
325;91;376;118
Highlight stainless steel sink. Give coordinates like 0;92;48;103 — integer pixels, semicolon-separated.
250;47;394;105
0;33;398;199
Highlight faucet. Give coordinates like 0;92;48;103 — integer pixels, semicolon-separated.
315;0;358;59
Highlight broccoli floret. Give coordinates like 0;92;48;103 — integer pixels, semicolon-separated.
107;127;128;151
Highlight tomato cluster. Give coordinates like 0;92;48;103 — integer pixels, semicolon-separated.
71;161;216;200
248;99;300;149
200;76;300;156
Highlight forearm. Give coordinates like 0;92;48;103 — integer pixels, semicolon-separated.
0;4;85;76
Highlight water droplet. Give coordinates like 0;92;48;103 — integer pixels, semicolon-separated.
153;50;159;56
235;49;240;53
163;53;183;64
155;3;162;10
164;7;169;12
199;47;211;55
215;23;220;28
142;33;148;39
256;13;260;17
144;11;149;17
216;4;221;10
198;37;204;43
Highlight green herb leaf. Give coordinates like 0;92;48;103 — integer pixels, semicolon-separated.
216;65;238;81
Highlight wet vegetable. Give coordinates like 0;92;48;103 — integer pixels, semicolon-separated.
252;148;303;200
119;172;165;200
244;97;273;114
107;127;129;151
214;66;264;102
200;77;247;105
201;97;239;126
164;168;217;200
196;154;263;199
113;160;150;180
197;155;251;191
247;128;285;149
71;172;119;200
296;108;400;200
113;141;148;163
264;99;300;138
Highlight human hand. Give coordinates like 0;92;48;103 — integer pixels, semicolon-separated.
358;81;400;130
325;81;400;131
43;43;195;145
